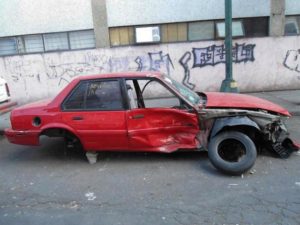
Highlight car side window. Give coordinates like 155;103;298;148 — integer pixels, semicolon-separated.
85;80;123;110
63;79;124;111
126;78;183;109
63;82;87;110
140;79;181;108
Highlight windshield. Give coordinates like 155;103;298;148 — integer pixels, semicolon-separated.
162;75;200;105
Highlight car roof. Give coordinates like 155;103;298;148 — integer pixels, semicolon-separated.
73;71;163;81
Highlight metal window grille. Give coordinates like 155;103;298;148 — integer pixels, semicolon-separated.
24;35;44;53
69;30;96;49
43;32;69;51
0;38;18;56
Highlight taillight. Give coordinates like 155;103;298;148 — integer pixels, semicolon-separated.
5;83;10;97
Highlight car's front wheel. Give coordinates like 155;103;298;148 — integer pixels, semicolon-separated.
208;131;257;175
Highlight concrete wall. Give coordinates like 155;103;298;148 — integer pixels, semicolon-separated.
0;36;300;103
106;0;271;27
286;0;300;15
0;0;93;37
91;0;110;48
106;0;300;27
270;0;286;37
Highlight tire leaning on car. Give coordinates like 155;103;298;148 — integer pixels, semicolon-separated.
208;131;257;175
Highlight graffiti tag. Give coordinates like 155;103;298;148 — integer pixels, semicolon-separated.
192;43;255;68
283;49;300;73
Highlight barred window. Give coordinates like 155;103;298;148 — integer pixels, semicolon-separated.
43;32;69;51
24;35;44;53
0;37;18;56
69;30;96;49
0;29;95;56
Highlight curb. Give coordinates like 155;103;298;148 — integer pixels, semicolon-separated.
291;111;300;117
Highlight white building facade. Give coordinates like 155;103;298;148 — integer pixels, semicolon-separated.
0;0;299;102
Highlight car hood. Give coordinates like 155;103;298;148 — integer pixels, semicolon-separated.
202;92;290;116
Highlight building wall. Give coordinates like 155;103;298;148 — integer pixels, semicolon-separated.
106;0;270;27
107;0;300;27
286;0;300;15
0;36;299;103
0;0;93;37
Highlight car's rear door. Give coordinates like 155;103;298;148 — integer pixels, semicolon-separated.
61;79;128;151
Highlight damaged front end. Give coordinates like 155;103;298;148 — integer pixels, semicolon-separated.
198;108;299;158
253;117;299;158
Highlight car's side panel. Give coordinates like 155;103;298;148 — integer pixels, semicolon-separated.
61;111;128;150
126;108;199;152
210;116;260;138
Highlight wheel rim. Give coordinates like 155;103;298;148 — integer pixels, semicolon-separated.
218;138;247;162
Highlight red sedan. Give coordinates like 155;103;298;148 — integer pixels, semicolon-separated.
5;72;299;175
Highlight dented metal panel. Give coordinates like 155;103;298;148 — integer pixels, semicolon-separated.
197;107;296;157
210;116;260;138
127;108;199;152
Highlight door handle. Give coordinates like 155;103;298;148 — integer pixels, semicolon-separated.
183;123;194;127
132;114;144;119
72;116;83;120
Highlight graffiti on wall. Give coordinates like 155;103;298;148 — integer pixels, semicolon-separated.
135;51;174;75
179;43;256;89
283;49;300;73
192;43;256;68
179;52;195;90
2;42;257;101
4;51;176;87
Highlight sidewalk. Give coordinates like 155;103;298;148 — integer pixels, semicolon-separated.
249;90;300;117
0;90;299;134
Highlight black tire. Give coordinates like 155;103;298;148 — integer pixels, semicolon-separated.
208;131;257;175
64;135;83;153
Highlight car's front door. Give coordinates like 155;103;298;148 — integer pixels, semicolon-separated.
125;78;199;152
61;79;128;151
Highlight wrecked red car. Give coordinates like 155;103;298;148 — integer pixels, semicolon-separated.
5;72;299;174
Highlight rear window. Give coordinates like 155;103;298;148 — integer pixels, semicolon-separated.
62;79;124;111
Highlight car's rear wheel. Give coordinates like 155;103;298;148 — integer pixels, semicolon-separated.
208;131;257;175
64;132;83;153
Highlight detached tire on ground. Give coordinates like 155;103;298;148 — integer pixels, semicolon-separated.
208;131;257;175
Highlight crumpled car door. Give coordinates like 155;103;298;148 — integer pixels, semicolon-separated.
126;108;199;152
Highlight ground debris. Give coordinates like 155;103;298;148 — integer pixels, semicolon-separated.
85;192;97;201
228;183;239;186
